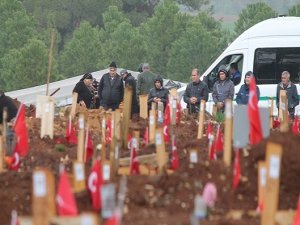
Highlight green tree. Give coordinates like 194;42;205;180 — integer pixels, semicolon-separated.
141;0;191;76
234;2;277;35
288;4;300;16
59;21;103;77
0;39;56;91
166;13;228;81
177;0;210;10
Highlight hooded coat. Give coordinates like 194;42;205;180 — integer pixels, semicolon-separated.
147;77;169;109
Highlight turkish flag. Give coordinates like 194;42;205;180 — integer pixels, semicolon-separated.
13;104;28;156
206;121;212;139
247;76;263;145
292;116;299;135
88;159;103;210
10;210;20;225
293;195;300;225
9;152;21;171
56;169;78;216
130;138;140;175
176;101;181;125
85;128;94;162
106;118;112;145
163;102;171;143
66;117;77;144
170;136;179;170
215;125;223;152
232;150;241;190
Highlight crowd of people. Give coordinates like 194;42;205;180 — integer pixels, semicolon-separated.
71;61;300;121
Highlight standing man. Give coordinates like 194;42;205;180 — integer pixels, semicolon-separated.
236;71;260;105
212;65;235;112
120;69;139;117
229;63;241;85
98;62;124;111
276;71;299;120
183;68;209;114
137;63;156;96
0;90;18;124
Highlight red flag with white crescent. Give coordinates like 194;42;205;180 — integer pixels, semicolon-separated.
66;117;77;144
88;159;103;210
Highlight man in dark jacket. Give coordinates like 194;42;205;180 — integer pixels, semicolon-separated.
120;69;139;116
276;70;299;120
148;77;169;111
229;63;241;85
137;63;156;96
0;90;18;124
98;62;124;111
236;71;260;105
183;68;208;114
212;65;235;112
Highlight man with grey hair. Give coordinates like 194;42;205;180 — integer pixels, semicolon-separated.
137;63;156;96
276;70;299;120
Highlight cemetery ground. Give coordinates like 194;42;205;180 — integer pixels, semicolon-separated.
0;108;300;225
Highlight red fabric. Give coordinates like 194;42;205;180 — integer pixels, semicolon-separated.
104;211;120;225
127;133;132;150
215;125;224;152
293;195;300;225
85;129;94;162
106;119;112;145
206;121;212;139
13;104;28;156
87;159;103;210
56;170;78;216
176;101;181;125
66;119;77;144
247;76;263;145
9;152;20;171
163;102;171;143
143;127;149;146
273;117;280;129
232;150;241;190
170;137;179;170
130;138;140;175
292;116;299;135
209;140;216;160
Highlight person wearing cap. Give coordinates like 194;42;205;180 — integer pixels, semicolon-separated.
229;63;241;85
120;69;139;117
73;73;95;109
0;90;18;124
147;76;169;111
276;70;299;120
183;68;209;114
236;71;260;105
212;65;235;112
137;63;156;96
98;62;124;111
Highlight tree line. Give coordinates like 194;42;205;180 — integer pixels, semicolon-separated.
0;0;299;91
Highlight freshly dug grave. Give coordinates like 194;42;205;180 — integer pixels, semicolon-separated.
0;110;299;225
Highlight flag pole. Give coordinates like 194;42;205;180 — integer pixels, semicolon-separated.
46;30;55;96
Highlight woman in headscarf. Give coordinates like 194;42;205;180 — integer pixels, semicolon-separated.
73;73;95;109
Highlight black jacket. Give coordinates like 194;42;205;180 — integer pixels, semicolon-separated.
0;94;18;123
148;87;169;109
73;81;94;109
183;81;208;113
98;73;124;108
276;81;299;109
124;73;139;114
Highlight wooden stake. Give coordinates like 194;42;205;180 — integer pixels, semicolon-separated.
46;30;55;96
197;100;206;139
279;90;289;132
102;161;111;182
139;94;148;119
151;102;157;111
101;116;107;161
32;168;55;225
40;100;54;139
77;114;85;162
189;149;198;164
169;88;178;98
110;112;116;178
0;136;4;173
36;95;52;118
72;161;86;193
261;142;282;225
133;130;140;151
123;86;132;148
149;110;156;143
269;98;274;129
157;102;164;124
258;161;267;211
155;127;167;172
114;109;121;141
2;108;7;148
224;99;233;166
70;92;78;119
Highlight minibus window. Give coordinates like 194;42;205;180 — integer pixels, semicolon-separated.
254;48;300;84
